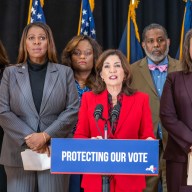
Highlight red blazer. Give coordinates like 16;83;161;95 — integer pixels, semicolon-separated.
74;90;155;192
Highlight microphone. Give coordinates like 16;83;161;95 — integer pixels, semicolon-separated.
94;104;103;121
111;102;121;123
111;103;121;134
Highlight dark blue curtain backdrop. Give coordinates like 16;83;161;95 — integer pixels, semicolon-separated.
0;0;185;63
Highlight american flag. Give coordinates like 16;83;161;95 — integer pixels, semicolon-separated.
79;0;96;39
29;0;46;23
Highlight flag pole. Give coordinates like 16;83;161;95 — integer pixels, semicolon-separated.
27;0;33;24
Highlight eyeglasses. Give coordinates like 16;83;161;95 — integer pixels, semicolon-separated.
72;49;93;57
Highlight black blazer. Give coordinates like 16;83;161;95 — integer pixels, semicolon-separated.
160;71;192;162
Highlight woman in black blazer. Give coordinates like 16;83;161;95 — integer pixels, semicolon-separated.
160;29;192;192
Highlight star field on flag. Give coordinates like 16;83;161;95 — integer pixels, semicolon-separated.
80;0;96;39
30;0;46;23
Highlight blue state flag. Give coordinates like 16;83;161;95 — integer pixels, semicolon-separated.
78;0;96;39
27;0;46;24
119;1;143;64
176;0;192;59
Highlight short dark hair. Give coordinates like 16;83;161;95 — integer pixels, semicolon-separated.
142;23;168;42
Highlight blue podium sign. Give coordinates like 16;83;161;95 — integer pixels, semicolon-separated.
51;139;159;175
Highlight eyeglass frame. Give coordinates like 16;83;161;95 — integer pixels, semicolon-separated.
72;49;93;57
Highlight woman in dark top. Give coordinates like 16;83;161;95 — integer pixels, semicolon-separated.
0;40;9;192
61;35;102;192
0;22;79;192
160;29;192;192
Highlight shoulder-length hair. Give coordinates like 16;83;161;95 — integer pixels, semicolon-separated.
17;22;58;63
61;35;102;89
92;49;136;96
182;29;192;73
0;40;9;69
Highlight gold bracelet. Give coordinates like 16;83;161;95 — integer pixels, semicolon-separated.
42;132;47;143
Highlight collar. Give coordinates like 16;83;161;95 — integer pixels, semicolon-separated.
147;56;168;66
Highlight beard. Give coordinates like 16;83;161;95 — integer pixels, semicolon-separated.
144;46;169;63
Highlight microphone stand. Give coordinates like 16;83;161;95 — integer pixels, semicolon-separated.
102;120;110;192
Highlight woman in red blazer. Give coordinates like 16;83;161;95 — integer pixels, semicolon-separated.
74;49;155;192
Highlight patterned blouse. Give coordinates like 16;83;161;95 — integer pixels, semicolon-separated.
75;80;90;101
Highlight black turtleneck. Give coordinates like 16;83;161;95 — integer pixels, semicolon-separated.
27;60;48;115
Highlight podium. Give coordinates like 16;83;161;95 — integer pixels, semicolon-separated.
51;138;159;175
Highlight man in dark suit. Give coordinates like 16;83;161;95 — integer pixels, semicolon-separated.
131;23;182;192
